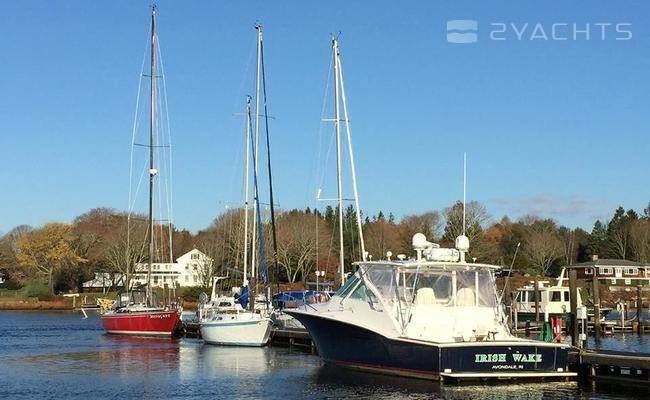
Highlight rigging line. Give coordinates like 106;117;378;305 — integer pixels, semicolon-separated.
315;55;335;200
259;38;280;294
156;37;175;263
127;23;151;278
130;157;149;214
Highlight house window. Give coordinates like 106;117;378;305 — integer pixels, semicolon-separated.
564;292;570;302
599;267;613;275
610;278;616;285
153;277;159;284
193;275;198;282
585;268;593;275
550;291;562;302
625;267;638;275
625;278;631;285
185;276;189;282
191;253;200;260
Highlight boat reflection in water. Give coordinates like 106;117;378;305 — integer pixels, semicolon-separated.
97;335;180;376
178;342;275;385
315;363;581;399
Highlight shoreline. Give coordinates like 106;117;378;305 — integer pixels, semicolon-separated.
0;299;199;311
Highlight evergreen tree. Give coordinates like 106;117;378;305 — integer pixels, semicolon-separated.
588;220;607;257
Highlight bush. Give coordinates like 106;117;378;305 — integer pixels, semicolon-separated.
181;286;206;302
24;282;52;301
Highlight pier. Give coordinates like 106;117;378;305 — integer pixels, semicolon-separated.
569;349;650;384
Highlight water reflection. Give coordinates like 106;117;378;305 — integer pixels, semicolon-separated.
178;341;274;380
10;335;180;378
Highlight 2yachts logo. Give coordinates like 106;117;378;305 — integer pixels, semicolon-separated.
447;20;478;43
447;20;632;43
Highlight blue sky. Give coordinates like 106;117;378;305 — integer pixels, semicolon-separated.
0;1;648;234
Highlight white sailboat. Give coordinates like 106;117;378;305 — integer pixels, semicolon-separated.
200;25;272;346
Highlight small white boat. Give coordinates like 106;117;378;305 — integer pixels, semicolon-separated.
201;310;271;347
513;268;586;322
199;279;271;346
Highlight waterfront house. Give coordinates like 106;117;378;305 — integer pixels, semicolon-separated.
130;248;212;288
566;255;650;290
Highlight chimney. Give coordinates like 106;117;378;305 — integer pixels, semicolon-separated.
592;254;599;261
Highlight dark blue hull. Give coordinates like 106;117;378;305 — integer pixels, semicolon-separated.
286;311;573;381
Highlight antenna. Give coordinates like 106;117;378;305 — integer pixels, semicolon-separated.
463;152;466;236
455;152;470;262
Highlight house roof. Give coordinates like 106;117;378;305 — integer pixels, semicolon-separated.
567;259;648;268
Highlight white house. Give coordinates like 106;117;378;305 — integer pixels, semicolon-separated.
131;248;212;288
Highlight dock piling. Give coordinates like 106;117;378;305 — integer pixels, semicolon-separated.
569;269;579;347
593;272;601;338
637;285;643;335
534;277;540;324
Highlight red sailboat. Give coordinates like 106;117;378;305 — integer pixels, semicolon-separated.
101;6;181;336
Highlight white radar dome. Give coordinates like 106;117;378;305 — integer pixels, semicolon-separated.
455;235;470;252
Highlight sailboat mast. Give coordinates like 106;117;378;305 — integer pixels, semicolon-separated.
259;31;280;297
243;96;251;287
251;24;262;282
146;6;157;305
333;37;345;285
336;43;366;261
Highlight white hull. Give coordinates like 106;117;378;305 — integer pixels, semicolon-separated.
201;312;272;347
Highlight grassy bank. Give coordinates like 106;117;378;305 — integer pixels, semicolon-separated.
0;298;73;310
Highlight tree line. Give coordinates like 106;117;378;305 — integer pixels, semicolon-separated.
2;202;649;295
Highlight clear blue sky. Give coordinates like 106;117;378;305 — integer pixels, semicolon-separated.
0;1;648;234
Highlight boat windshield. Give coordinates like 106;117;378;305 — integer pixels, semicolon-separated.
361;264;497;308
334;271;361;298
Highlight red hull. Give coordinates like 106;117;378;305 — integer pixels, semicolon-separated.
101;310;181;336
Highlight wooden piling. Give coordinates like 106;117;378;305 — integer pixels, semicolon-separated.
513;295;519;331
569;269;579;347
593;271;601;337
637;285;643;335
534;277;540;324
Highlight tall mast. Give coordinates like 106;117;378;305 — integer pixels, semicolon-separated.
251;24;262;282
336;42;366;261
333;37;345;285
259;27;280;296
242;96;251;287
146;5;157;305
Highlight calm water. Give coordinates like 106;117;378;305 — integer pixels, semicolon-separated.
1;311;649;399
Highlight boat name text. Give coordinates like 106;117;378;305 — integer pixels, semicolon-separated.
474;353;542;363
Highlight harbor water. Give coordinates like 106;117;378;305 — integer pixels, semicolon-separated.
1;311;649;399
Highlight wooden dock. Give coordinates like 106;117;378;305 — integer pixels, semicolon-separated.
570;349;650;384
181;321;315;353
270;327;316;353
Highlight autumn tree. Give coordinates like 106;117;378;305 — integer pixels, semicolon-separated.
399;212;442;254
104;217;148;290
364;212;402;261
275;209;331;283
0;225;33;285
521;219;563;276
17;223;86;294
442;201;490;260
